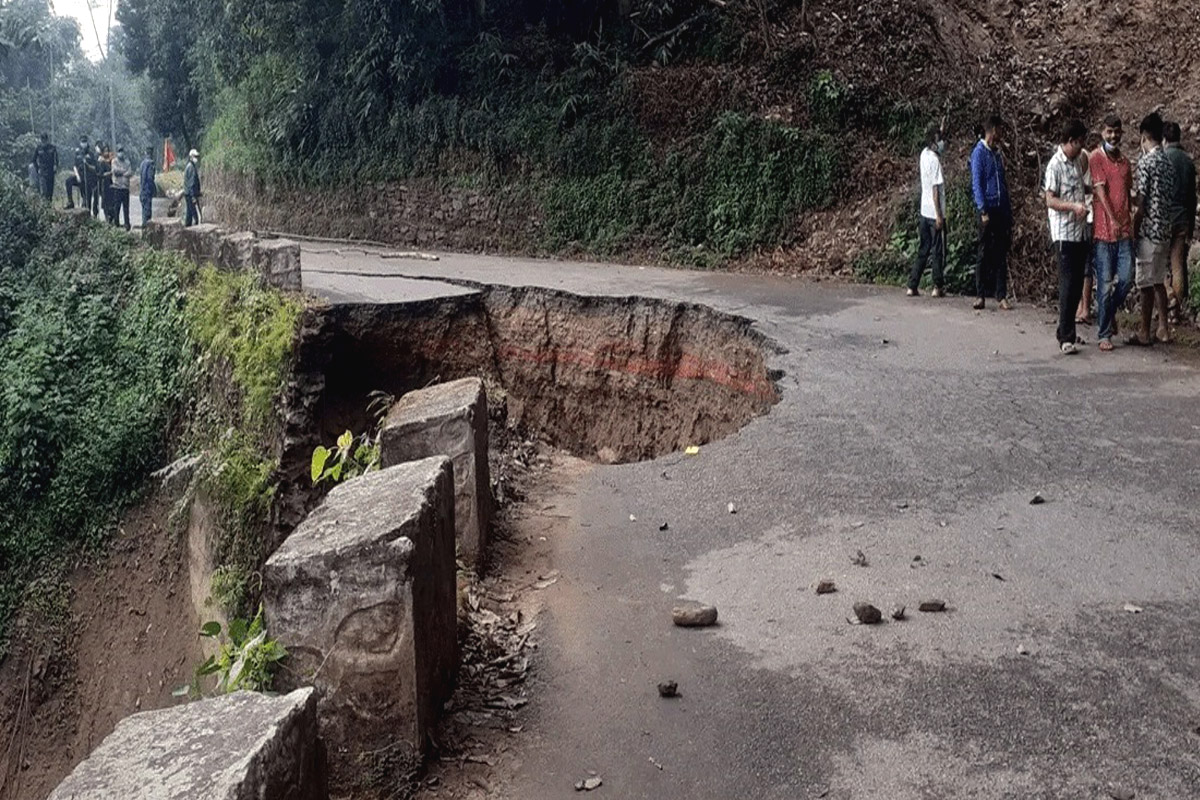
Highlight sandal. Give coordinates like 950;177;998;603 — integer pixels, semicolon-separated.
1154;329;1172;344
972;299;985;310
1099;339;1114;352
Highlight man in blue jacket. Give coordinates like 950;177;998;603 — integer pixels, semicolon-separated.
139;147;157;227
971;115;1013;310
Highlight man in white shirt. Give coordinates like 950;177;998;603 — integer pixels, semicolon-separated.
907;126;947;297
1043;119;1090;354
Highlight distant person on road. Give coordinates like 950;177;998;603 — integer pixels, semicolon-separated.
1043;119;1091;355
1129;112;1176;345
111;146;133;231
1090;114;1135;351
971;115;1013;310
97;144;114;223
85;141;100;216
184;148;202;226
33;133;58;202
1163;122;1197;321
907;125;947;298
139;146;156;227
1074;133;1100;327
65;135;89;210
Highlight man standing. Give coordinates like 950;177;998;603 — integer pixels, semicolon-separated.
184;148;202;227
65;136;89;209
1090;115;1135;351
1130;113;1176;345
971;115;1013;310
97;144;114;224
86;142;101;216
33;133;58;203
139;146;157;227
907;126;947;297
1043;119;1090;355
1163;122;1197;321
111;146;133;231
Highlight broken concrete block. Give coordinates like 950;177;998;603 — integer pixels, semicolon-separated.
180;222;225;265
47;688;327;800
263;457;458;785
380;378;492;571
218;230;257;272
144;217;184;250
252;237;302;291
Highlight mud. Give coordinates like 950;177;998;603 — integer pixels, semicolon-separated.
277;283;781;533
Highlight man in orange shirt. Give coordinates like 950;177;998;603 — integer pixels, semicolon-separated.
1089;115;1135;351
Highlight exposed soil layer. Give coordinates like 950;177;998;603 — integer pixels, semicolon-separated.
0;488;203;800
277;283;781;532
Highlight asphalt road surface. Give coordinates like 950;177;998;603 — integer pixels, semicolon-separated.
305;248;1200;800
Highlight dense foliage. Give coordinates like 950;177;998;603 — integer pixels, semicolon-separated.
1;0;157;176
117;0;859;258
0;175;188;646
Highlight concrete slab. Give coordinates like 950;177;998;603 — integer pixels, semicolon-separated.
144;218;184;251
381;378;492;570
46;688;326;800
218;230;257;272
180;223;225;265
263;457;458;785
253;238;302;291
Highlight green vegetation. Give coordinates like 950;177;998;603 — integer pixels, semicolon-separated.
1;0;157;177
117;0;962;262
311;429;381;486
176;607;287;698
0;176;189;650
853;176;978;294
182;266;303;617
0;175;304;651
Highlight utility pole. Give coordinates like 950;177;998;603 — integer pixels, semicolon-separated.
106;0;115;146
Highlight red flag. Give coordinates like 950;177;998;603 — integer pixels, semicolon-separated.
163;138;176;171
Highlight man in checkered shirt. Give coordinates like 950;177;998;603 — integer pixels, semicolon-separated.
1131;112;1177;345
1043;119;1091;354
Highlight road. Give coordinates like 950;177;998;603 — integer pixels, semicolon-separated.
304;247;1200;800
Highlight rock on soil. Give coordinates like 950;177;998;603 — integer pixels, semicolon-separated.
815;579;837;595
657;681;679;698
672;603;718;627
852;603;883;625
918;600;947;613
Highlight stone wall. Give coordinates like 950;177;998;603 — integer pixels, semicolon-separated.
47;688;327;800
143;218;302;292
205;169;542;253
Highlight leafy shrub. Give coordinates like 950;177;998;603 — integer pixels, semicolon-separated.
177;607;286;697
0;177;190;648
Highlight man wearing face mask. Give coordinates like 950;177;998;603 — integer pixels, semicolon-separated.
111;146;133;231
907;125;947;297
970;115;1013;310
1089;114;1135;351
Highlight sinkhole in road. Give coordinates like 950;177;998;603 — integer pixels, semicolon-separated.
277;282;782;525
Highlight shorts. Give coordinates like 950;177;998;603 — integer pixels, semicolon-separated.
1135;238;1169;288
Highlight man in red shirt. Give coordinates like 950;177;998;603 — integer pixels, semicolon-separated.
1089;114;1135;351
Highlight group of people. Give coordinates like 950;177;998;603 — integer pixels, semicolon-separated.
908;113;1198;355
27;134;206;230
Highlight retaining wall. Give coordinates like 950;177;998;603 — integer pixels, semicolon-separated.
143;217;302;291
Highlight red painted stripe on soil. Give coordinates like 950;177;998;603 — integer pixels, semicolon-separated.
494;344;776;400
